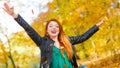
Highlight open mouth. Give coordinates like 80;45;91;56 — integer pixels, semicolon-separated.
51;31;57;34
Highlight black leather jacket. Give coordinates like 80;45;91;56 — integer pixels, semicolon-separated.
15;15;99;68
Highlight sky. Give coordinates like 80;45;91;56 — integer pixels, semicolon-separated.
0;0;52;43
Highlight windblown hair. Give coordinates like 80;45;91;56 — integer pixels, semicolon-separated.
44;19;73;60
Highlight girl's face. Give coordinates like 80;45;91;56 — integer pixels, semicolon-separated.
47;21;60;38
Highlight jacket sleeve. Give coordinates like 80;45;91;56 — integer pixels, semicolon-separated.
14;14;42;46
69;25;99;45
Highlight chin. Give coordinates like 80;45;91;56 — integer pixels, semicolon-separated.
50;34;58;37
51;35;58;37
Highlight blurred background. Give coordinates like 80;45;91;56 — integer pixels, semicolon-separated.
0;0;120;68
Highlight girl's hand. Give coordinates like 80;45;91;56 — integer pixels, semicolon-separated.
3;2;18;18
96;16;108;27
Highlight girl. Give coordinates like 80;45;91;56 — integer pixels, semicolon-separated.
3;3;107;68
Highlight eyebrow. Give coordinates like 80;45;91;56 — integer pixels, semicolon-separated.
49;23;59;26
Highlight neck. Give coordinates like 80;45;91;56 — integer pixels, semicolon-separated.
50;36;60;48
50;36;58;42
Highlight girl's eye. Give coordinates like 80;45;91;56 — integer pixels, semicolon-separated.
56;26;59;28
48;25;59;28
49;26;52;27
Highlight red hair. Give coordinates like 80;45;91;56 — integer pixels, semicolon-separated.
45;19;73;60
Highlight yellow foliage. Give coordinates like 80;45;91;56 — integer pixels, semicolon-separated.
0;0;120;67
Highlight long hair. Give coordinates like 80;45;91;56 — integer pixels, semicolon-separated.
44;19;73;60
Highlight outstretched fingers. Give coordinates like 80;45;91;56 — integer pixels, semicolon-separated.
4;3;10;11
3;2;15;16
